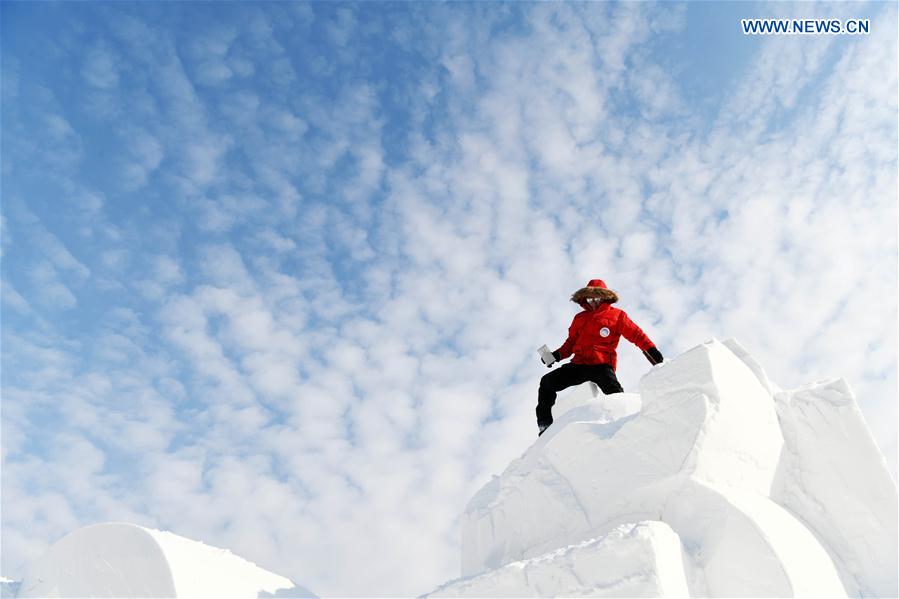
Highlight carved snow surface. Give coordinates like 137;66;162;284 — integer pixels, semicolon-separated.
772;378;898;598
16;522;306;598
440;339;897;598
430;521;690;598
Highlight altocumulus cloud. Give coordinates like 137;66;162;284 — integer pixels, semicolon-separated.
1;2;896;595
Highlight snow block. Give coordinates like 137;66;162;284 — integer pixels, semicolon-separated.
452;339;897;597
664;479;846;597
639;339;784;493
552;381;641;423
17;522;301;598
462;340;783;578
773;379;899;598
432;521;690;598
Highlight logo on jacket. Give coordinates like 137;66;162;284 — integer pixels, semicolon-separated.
600;327;611;337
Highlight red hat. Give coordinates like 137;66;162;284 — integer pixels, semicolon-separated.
571;279;618;305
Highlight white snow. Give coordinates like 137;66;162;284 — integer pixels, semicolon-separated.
772;378;898;597
435;338;898;598
431;521;690;598
15;522;304;598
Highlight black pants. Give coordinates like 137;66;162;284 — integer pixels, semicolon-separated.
536;363;623;426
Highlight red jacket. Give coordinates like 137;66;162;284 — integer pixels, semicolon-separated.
555;303;655;370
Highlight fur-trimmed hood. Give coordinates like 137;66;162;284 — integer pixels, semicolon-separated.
571;279;619;305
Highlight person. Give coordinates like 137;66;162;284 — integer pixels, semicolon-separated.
537;279;663;436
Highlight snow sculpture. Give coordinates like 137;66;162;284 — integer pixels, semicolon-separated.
431;521;690;597
16;522;302;598
434;339;897;598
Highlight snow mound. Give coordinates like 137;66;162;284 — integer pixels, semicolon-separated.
434;338;898;598
16;522;309;598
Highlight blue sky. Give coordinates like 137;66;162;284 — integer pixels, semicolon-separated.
2;2;896;595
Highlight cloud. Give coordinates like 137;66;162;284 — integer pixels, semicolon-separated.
32;228;90;282
1;282;31;315
27;261;78;310
136;254;186;300
82;42;120;89
120;128;164;190
324;7;357;49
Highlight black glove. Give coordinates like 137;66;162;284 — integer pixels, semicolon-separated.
546;351;562;368
644;347;664;365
